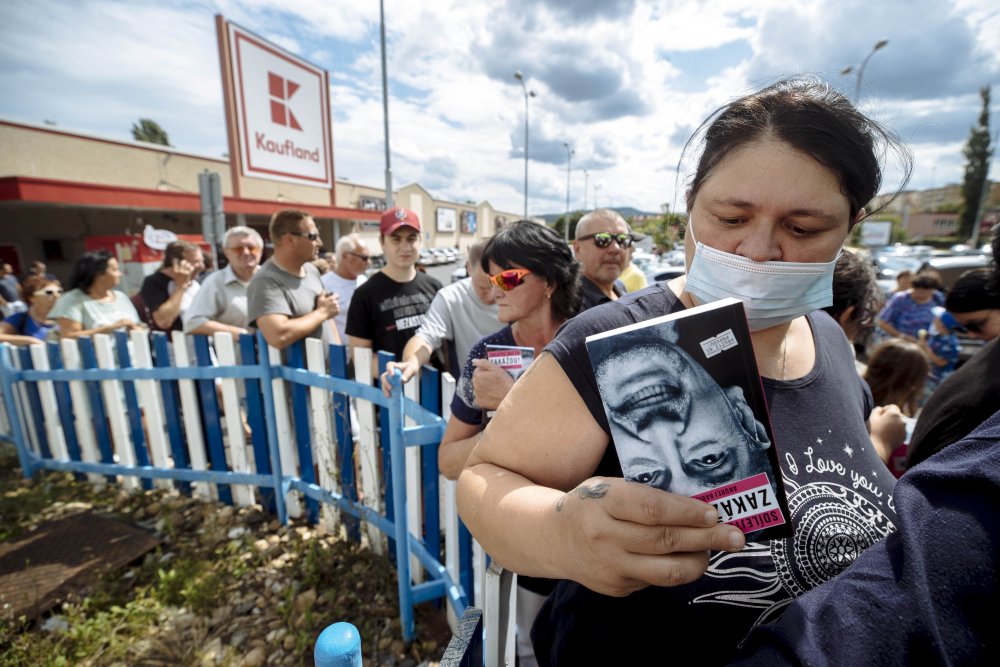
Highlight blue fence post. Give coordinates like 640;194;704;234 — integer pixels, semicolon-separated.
152;332;191;496
0;345;34;478
193;335;233;505
420;364;442;603
77;337;116;483
385;368;415;642
377;351;396;556
255;332;288;525
17;347;51;460
286;341;319;523
240;333;274;512
114;331;152;490
314;622;362;667
328;342;359;541
47;342;83;478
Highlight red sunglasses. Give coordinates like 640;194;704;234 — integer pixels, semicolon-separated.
489;268;532;291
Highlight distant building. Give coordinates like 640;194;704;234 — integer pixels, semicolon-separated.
869;181;998;242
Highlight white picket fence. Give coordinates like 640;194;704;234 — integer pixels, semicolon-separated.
0;330;503;645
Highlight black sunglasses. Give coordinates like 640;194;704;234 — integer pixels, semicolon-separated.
577;232;633;249
288;231;320;241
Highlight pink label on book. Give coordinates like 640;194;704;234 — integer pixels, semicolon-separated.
692;473;786;533
487;351;525;369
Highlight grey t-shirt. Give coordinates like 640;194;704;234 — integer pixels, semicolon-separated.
413;277;501;372
247;260;330;344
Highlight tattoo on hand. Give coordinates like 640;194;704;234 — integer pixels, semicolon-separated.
556;482;610;512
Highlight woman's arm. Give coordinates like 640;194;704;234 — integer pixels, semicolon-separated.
438;417;483;480
57;317;142;339
0;321;45;346
457;352;745;596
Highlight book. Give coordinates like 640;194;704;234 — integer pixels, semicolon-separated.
483;344;535;420
585;297;792;541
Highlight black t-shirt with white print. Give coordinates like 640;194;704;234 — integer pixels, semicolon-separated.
532;284;899;666
345;271;442;361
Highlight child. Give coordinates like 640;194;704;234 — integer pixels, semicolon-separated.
917;306;961;401
863;339;930;477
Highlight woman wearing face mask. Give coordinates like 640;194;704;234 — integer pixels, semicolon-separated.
456;78;911;666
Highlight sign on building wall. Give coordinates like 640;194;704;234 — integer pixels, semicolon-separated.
436;207;456;233
223;20;333;188
461;211;477;234
860;219;892;246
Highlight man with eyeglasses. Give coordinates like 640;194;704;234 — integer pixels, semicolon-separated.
184;226;264;336
247;209;340;350
346;207;442;377
321;233;371;346
572;209;631;312
908;234;1000;469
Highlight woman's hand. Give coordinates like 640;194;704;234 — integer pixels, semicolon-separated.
552;476;746;596
471;358;515;411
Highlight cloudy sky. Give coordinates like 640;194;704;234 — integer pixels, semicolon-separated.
1;0;998;216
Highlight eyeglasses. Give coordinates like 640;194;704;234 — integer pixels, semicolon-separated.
226;244;260;253
288;231;320;241
34;288;62;297
489;268;532;291
347;251;371;262
577;232;633;249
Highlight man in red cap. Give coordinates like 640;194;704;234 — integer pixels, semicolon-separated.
346;207;442;377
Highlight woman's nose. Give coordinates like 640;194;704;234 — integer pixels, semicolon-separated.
733;229;781;262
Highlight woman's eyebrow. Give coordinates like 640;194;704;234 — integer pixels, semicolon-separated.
707;197;842;225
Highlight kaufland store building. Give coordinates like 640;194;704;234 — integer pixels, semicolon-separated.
0;17;520;284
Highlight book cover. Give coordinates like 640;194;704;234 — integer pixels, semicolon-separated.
585;297;792;541
483;344;535;420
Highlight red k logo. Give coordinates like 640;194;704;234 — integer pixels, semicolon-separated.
268;72;302;131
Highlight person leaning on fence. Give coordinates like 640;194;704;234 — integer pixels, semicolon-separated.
140;240;204;332
440;220;580;667
0;262;25;318
247;209;340;351
183;226;264;336
456;77;912;666
320;233;371;348
345;208;442;377
380;238;500;395
907;232;1000;470
0;274;62;346
50;250;145;339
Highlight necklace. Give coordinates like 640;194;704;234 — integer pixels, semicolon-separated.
780;331;788;381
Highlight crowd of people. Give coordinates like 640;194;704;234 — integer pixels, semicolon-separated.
2;76;998;666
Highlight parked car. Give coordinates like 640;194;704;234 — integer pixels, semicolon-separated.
918;254;991;291
451;266;468;283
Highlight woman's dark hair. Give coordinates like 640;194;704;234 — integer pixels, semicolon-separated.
683;77;912;222
863;339;929;417
69;250;114;292
823;251;883;338
481;220;581;321
911;274;942;290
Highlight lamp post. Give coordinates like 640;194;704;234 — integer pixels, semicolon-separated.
379;0;393;208
563;142;574;242
841;39;888;102
593;183;602;209
583;169;589;211
514;71;536;219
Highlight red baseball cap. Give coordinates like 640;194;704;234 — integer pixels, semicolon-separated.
380;207;421;235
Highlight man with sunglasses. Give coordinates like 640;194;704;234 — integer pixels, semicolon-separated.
908;236;1000;469
248;209;340;350
572;209;631;312
322;233;372;346
346;208;442;376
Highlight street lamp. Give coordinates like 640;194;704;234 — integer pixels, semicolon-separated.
582;169;589;211
514;71;536;219
841;39;888;102
379;0;393;208
563;142;574;242
593;183;603;209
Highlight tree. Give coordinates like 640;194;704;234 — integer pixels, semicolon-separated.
131;118;171;146
958;86;991;240
552;210;585;241
630;206;687;252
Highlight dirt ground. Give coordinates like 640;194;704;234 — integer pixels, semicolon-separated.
0;457;454;666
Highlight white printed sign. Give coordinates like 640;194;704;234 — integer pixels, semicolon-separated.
226;21;333;187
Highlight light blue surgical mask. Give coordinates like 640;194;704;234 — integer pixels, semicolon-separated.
684;221;841;331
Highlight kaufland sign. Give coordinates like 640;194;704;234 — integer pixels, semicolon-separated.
226;21;332;187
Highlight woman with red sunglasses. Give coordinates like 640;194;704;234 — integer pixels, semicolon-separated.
457;78;914;666
438;220;579;667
